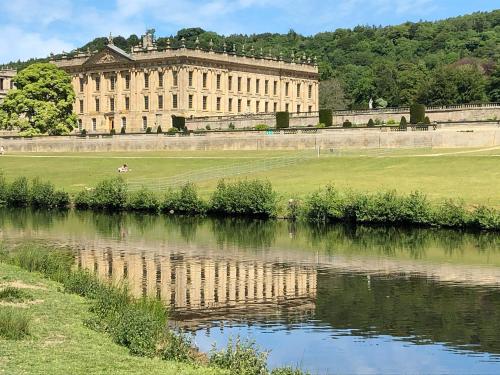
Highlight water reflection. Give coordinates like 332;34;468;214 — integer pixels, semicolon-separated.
2;209;500;373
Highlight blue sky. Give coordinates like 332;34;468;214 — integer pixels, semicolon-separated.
0;0;497;64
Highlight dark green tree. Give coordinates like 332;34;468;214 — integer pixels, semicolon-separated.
0;63;77;135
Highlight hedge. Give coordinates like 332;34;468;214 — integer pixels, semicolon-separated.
276;112;289;129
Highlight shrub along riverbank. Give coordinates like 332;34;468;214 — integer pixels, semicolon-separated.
0;243;306;375
0;174;499;231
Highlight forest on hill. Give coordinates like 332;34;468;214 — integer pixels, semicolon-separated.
2;10;499;110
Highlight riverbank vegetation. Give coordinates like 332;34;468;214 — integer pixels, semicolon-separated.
0;243;308;374
0;173;499;231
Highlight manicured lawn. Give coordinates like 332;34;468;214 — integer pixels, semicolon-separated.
0;147;499;207
0;262;223;375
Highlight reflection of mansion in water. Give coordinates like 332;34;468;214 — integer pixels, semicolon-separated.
77;247;317;322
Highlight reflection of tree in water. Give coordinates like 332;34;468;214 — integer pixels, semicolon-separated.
305;223;500;259
77;211;127;238
211;218;278;249
0;207;69;231
315;271;500;355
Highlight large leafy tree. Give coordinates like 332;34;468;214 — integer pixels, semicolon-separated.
0;63;77;135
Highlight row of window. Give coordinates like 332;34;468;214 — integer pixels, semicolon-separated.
80;116;152;132
79;94;312;114
79;72;314;99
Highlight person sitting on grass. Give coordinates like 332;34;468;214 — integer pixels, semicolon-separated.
117;164;129;173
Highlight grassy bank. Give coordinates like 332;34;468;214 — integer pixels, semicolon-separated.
0;148;499;207
0;261;222;375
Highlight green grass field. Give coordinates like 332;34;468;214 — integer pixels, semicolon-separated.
0;147;499;207
0;262;223;375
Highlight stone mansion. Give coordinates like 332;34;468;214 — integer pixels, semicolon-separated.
52;32;320;133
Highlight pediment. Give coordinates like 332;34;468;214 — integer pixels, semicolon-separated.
83;45;134;67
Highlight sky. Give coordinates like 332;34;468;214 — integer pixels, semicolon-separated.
0;0;498;64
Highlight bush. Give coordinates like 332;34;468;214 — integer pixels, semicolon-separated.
318;109;333;127
110;128;116;135
433;199;469;228
399;116;408;130
74;189;94;209
342;120;352;128
209;179;278;218
91;177;128;211
410;103;425;124
209;338;268;375
0;307;30;340
0;174;8;206
424;116;431;125
469;206;500;230
156;126;163;134
205;125;211;131
127;188;159;213
172;116;186;131
6;177;30;207
166;127;178;135
161;183;207;215
30;178;69;209
145;127;152;134
276;111;289;129
81;129;87;136
255;124;269;131
316;123;326;128
120;127;126;134
387;119;396;125
367;118;375;127
160;331;196;363
0;287;33;303
229;122;235;130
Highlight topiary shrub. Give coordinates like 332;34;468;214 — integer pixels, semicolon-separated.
120;127;126;134
145;127;152;134
316;123;326;128
6;177;30;207
228;123;235;130
342;120;352;128
424;116;431;125
255;124;269;131
399;116;408;130
81;129;87;136
276;111;289;129
367;119;375;127
205;125;211;131
318;109;333;127
166;127;178;135
110;129;116;135
156;126;163;134
410;103;425;124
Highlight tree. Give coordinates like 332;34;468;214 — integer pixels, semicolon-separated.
486;65;500;102
0;63;77;135
319;79;348;110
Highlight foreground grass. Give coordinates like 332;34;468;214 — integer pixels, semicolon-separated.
0;263;223;375
0;148;499;206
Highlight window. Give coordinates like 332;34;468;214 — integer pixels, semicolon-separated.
228;98;233;112
285;103;289;112
203;96;207;110
142;116;148;131
256;100;260;112
247;78;251;92
297;83;301;98
144;95;149;110
265;80;269;95
308;105;312;113
188;95;193;109
121;117;127;129
216;74;221;90
110;98;115;112
285;82;289;96
125;75;130;90
78;119;82;131
237;99;242;113
247;99;251;111
79;100;84;114
188;71;193;87
237;77;242;91
202;72;207;88
273;81;277;95
125;97;130;110
308;84;312;99
79;78;84;92
265;102;269;113
172;71;178;86
158;95;163;110
216;97;221;111
273;102;278;112
92;118;97;131
172;94;178;109
256;79;260;94
95;76;100;91
158;72;164;88
0;78;3;90
144;73;149;89
110;76;115;90
297;104;301;113
95;98;100;112
228;76;233;91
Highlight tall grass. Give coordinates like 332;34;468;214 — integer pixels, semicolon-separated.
0;307;30;340
0;287;33;302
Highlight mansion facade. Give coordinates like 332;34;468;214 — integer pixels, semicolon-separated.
0;69;16;103
52;33;319;133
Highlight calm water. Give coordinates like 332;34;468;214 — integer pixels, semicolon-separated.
1;209;500;374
